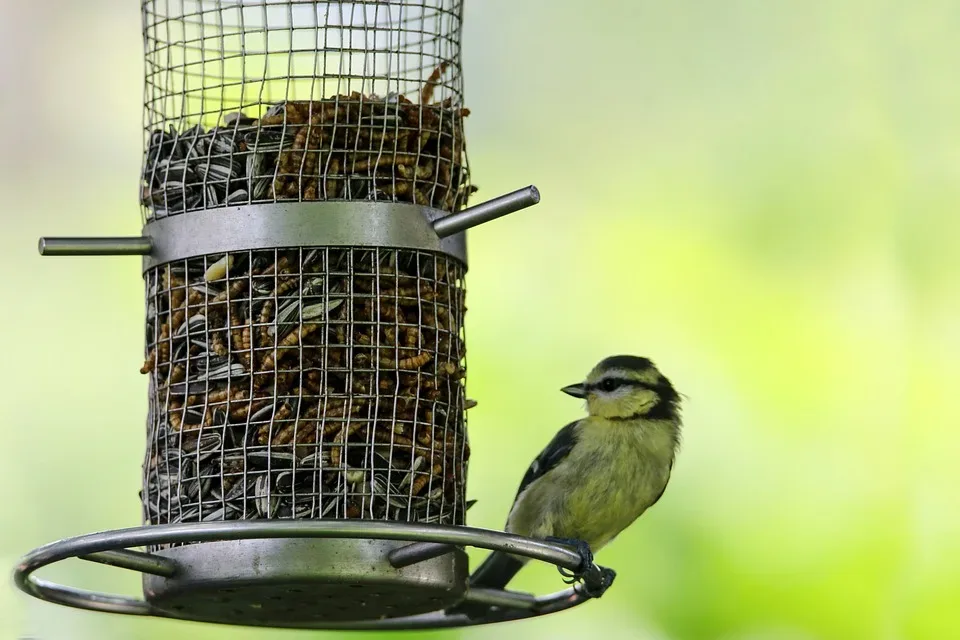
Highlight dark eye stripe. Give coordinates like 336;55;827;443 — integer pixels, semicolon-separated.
589;377;645;391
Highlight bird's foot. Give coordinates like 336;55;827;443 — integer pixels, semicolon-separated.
578;566;616;598
545;537;594;585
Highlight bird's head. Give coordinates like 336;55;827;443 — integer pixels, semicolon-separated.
561;355;681;421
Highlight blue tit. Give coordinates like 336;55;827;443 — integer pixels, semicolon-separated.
466;355;683;600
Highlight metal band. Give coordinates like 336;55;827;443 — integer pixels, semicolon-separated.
141;202;467;272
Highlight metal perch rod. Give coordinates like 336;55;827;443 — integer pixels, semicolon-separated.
79;550;178;578
38;237;153;256
432;185;540;238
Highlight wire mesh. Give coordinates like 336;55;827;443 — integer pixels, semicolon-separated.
140;247;468;541
140;0;473;221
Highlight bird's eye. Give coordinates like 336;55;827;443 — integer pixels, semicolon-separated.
599;379;619;392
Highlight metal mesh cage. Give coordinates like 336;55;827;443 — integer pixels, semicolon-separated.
140;0;472;220
138;0;474;540
141;247;468;538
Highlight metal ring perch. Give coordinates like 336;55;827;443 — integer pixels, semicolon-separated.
14;521;605;630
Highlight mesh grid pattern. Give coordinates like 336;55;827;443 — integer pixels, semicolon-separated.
140;247;468;537
140;0;472;220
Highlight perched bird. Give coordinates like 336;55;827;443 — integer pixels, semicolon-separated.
465;355;683;602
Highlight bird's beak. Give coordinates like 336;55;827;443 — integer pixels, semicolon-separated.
561;383;587;399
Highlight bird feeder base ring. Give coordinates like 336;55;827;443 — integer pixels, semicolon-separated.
13;521;605;630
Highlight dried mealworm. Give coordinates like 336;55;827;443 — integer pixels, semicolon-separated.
210;331;229;357
211;277;248;306
266;402;296;444
410;473;430;496
167;400;184;431
304;370;324;395
439;361;458;377
169;364;186;384
381;351;432;370
157;323;171;365
325;157;340;199
404;327;420;348
421;61;450;105
351;153;418;173
206;388;232;404
259;323;320;371
171;288;205;333
319;417;364;453
259;256;291;279
304;178;318;200
230;398;271;421
140;350;156;374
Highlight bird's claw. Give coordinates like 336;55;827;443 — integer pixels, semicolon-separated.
545;537;595;585
544;537;616;598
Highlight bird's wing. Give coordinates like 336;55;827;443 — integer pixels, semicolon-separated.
512;419;581;501
647;459;675;509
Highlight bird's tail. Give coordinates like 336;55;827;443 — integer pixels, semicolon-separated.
468;551;525;591
447;552;525;619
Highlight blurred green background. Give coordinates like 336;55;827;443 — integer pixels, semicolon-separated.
2;0;958;639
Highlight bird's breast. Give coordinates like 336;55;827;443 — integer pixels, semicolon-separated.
509;420;674;550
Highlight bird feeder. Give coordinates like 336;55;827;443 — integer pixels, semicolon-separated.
16;0;612;629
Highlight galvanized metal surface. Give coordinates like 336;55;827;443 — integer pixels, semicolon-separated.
144;538;467;624
141;202;468;271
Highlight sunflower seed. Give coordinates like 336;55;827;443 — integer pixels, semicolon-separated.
398;456;425;489
175;314;207;337
196;355;230;373
205;184;219;207
201;161;235;183
178;507;201;522
321;499;339;516
250;401;278;423
224;111;257;126
201;507;226;522
295;500;317;518
420;510;455;524
273;297;344;337
247;450;296;468
276;471;294;492
223;475;259;502
196;362;247;381
298;451;329;468
226;189;248;204
255;475;279;517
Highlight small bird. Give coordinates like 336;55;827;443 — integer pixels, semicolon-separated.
465;355;683;602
